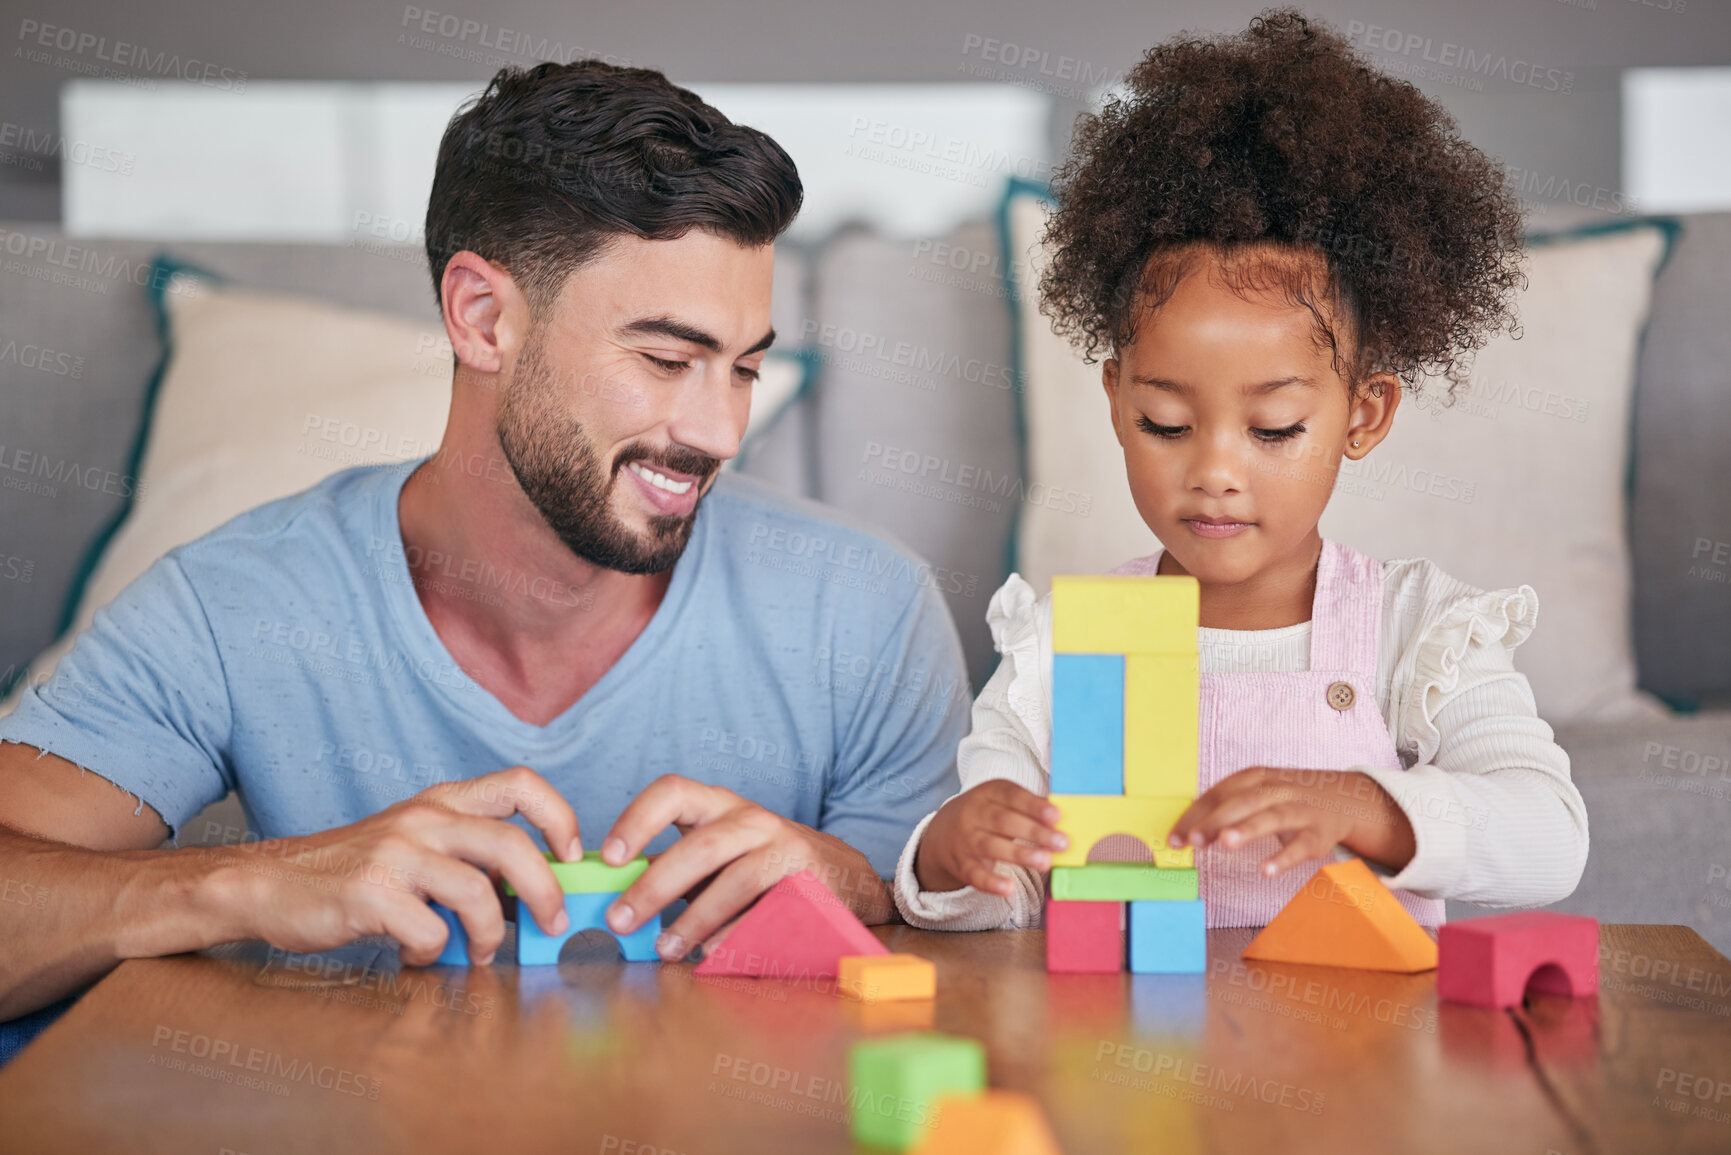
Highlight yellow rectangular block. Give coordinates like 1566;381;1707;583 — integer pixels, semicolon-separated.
1051;575;1199;655
1125;652;1199;796
1049;794;1192;867
839;953;936;1003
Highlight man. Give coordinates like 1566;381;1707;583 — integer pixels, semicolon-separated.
0;61;968;1020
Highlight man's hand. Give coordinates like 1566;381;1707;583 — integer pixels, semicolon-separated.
208;766;580;967
599;774;892;962
913;780;1067;898
1166;767;1416;878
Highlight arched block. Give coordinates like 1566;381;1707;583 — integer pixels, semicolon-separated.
518;892;661;965
1437;912;1599;1008
1050;794;1193;868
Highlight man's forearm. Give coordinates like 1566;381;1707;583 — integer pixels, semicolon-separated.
0;824;252;1020
786;829;898;926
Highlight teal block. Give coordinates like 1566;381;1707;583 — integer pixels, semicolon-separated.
517;892;661;965
1129;899;1206;974
1051;653;1124;794
848;1032;986;1151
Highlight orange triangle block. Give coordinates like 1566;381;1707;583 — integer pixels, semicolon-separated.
913;1091;1062;1155
1242;858;1438;972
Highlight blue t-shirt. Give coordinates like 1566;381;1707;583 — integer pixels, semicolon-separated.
0;461;970;876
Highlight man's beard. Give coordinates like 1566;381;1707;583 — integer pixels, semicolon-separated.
496;332;719;575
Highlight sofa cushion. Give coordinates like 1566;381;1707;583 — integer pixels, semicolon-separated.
807;222;1021;690
1628;213;1731;710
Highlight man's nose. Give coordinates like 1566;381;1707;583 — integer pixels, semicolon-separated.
663;367;745;465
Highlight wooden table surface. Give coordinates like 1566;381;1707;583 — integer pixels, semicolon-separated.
1;923;1728;1154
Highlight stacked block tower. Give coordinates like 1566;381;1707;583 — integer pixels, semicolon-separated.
1045;575;1206;974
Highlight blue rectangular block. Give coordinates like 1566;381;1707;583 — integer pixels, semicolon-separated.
517;891;661;965
1129;899;1207;974
1051;653;1124;794
431;902;471;965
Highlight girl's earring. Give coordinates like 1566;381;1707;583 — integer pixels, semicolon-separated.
1352;440;1361;448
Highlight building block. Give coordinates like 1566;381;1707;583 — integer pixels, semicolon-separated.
1128;899;1207;974
430;902;472;965
516;891;660;964
1437;912;1600;1008
1124;652;1200;797
1045;899;1125;973
1049;794;1191;866
912;1090;1062;1155
541;849;650;892
840;953;937;1003
1050;653;1125;794
693;870;887;978
1051;864;1199;902
849;1032;986;1151
1241;858;1439;972
1052;574;1200;655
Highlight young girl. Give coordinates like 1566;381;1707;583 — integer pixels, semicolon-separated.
895;11;1587;930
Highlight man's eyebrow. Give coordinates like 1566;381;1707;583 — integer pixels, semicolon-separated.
619;316;776;357
1129;375;1316;395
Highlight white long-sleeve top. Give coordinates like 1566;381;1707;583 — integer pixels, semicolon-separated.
893;558;1591;930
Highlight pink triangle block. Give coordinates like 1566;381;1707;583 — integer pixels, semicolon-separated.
694;870;888;978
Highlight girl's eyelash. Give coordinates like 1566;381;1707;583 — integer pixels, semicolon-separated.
1134;416;1307;441
1136;416;1187;437
736;366;760;382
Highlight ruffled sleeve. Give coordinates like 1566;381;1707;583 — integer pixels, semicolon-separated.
1396;583;1539;768
1358;577;1588;905
891;573;1052;930
984;573;1051;763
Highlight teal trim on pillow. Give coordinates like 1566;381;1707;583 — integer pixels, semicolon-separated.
995;176;1055;578
733;347;819;473
44;257;222;650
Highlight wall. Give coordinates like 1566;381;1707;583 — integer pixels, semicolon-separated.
0;0;1722;223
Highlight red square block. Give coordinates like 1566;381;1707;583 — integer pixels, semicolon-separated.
1045;900;1124;974
1437;912;1599;1008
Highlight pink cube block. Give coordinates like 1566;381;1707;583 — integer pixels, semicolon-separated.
1437;912;1599;1008
1046;900;1124;974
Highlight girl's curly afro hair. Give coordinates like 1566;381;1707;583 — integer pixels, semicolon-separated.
1039;9;1525;389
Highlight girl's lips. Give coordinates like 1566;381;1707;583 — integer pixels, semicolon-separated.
1184;519;1252;539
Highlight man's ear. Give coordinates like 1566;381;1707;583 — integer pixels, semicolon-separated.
440;251;529;375
1102;357;1126;449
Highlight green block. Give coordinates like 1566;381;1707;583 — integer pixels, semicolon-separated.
1050;864;1199;902
848;1032;986;1151
503;851;649;896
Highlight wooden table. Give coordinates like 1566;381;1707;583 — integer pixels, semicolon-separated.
1;924;1728;1154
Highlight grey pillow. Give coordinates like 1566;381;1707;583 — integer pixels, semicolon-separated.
806;221;1021;691
1628;213;1731;709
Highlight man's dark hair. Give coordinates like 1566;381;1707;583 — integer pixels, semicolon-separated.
425;60;802;313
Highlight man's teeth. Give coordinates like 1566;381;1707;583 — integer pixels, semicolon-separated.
629;461;694;494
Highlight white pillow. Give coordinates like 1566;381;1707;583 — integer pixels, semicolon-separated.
5;268;805;706
1006;189;1671;724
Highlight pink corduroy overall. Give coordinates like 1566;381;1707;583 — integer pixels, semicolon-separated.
1112;538;1445;929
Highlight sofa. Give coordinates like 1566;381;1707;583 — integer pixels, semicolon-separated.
3;198;1730;954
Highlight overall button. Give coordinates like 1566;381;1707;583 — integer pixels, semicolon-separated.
1326;681;1356;711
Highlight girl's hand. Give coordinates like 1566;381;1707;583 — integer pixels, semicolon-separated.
1166;767;1416;878
914;780;1069;898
